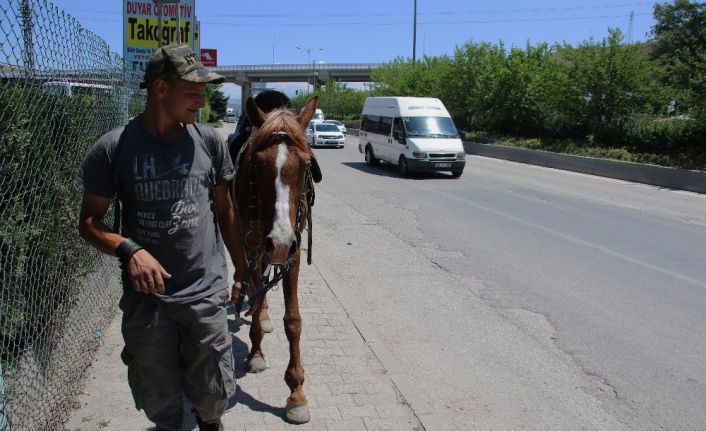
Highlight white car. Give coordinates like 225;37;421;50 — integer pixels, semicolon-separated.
306;122;345;148
324;119;347;135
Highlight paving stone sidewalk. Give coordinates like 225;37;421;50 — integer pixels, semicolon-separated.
65;259;423;431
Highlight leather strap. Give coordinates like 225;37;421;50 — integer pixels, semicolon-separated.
116;238;143;266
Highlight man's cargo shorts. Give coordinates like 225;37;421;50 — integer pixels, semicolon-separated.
119;288;236;428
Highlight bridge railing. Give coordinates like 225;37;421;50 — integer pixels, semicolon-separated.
213;63;382;72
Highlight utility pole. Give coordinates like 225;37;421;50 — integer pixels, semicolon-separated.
21;0;34;74
412;0;417;65
628;10;634;44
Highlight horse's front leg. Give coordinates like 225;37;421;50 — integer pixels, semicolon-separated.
247;270;268;373
249;268;272;333
282;254;309;424
260;295;273;333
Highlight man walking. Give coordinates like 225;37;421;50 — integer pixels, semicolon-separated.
78;44;246;431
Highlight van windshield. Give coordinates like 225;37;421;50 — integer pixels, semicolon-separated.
403;116;458;138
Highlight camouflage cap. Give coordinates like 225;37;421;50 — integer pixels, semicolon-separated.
139;44;224;89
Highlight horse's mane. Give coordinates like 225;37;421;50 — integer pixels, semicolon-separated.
250;109;308;154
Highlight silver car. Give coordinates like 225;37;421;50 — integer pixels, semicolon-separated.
324;119;347;135
306;122;345;148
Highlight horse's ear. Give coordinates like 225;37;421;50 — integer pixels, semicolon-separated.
245;96;266;128
296;96;318;129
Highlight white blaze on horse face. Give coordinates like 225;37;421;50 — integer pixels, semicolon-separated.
270;141;295;248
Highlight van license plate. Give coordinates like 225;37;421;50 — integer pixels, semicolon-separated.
435;163;451;168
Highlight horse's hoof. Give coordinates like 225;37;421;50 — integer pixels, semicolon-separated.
247;355;267;373
260;319;273;333
285;404;310;424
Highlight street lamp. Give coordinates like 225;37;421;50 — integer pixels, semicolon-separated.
296;46;323;93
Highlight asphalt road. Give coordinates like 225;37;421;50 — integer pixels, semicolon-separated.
219;123;706;430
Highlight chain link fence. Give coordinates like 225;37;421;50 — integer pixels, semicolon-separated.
0;1;142;429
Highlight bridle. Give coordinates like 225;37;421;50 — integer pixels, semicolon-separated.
234;130;316;317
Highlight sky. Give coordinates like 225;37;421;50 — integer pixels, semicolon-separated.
47;0;661;100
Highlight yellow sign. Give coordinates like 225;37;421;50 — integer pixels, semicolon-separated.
126;17;195;48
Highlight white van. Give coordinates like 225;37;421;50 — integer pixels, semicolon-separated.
358;97;466;177
301;107;324;123
312;108;324;122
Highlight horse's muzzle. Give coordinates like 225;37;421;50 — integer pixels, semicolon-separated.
264;236;297;265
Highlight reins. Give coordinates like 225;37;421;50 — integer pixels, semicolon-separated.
234;131;316;318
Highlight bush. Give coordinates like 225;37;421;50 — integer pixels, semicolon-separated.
0;83;120;369
621;116;706;155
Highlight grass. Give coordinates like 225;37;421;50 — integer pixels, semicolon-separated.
463;131;706;171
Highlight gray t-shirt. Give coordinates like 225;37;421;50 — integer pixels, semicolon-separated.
81;118;235;303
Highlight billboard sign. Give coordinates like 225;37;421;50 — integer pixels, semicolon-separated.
200;48;217;66
123;1;198;87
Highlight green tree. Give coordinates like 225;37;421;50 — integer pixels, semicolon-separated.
205;84;229;122
442;42;507;130
370;57;422;96
292;82;369;122
487;43;561;135
558;29;663;142
651;0;706;117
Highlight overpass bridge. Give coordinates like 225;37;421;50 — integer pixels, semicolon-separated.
211;63;381;108
2;62;383;111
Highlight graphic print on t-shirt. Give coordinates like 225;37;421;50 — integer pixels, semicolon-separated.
131;152;205;244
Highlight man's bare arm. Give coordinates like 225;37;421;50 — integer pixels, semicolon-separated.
78;192;124;254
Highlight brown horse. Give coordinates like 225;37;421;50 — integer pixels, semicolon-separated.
232;95;321;423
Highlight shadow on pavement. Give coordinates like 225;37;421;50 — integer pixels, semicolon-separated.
224;309;284;420
230;385;283;418
342;161;459;180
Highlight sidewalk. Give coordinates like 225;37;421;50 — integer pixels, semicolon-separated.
65;258;423;431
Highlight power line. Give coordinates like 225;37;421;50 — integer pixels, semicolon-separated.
201;3;656;19
196;13;653;28
71;12;653;27
65;2;656;18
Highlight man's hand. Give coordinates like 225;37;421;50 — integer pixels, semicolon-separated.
126;249;171;294
231;280;243;304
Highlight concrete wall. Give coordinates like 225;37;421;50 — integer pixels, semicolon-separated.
463;142;706;194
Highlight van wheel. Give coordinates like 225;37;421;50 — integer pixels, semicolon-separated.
365;145;379;166
451;169;463;178
397;156;410;177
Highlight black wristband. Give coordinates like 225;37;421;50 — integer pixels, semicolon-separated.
116;238;143;265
